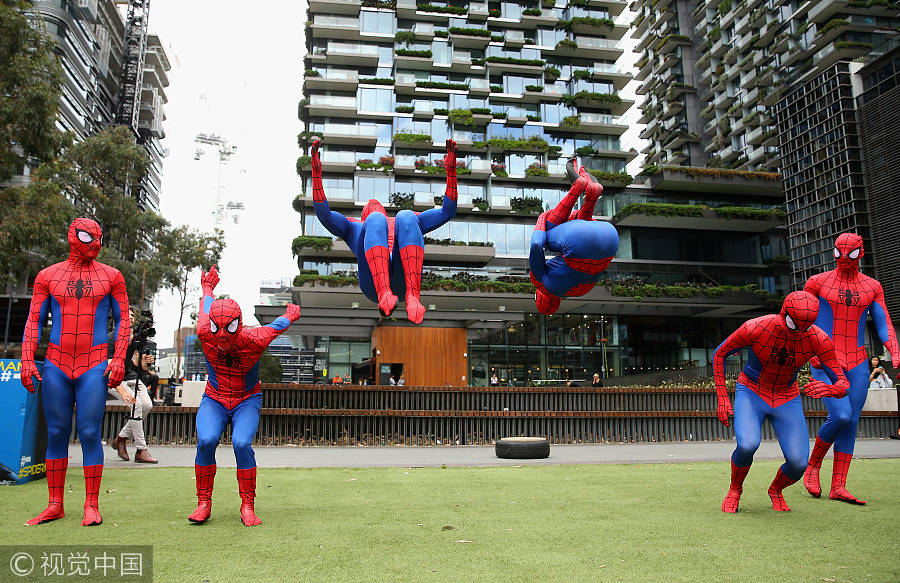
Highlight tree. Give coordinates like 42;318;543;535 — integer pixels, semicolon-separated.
162;226;226;378
259;350;284;383
0;0;69;182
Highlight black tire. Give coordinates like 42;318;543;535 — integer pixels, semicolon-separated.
495;436;550;459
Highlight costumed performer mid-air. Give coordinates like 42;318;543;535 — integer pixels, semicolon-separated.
310;138;458;324
529;157;618;315
714;291;849;513
21;218;131;526
803;233;898;505
188;265;300;526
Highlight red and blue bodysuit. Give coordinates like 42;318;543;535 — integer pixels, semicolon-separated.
310;139;458;324
529;158;618;315
188;265;300;526
803;233;899;505
20;218;130;526
714;291;848;513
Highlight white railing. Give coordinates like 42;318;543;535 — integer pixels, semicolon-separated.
322;124;378;138
314;15;359;28
321;69;358;81
574;37;621;50
327;42;379;56
321;151;356;164
470;79;491;90
311;95;357;108
413;23;434;35
396;73;416;84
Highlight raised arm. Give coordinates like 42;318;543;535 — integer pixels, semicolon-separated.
417;139;458;233
198;265;219;339
310;140;354;240
246;303;301;349
20;271;50;392
713;324;754;427
104;269;131;388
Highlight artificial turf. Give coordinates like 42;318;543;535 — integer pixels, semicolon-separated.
0;458;897;582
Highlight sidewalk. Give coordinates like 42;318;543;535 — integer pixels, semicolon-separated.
73;438;900;469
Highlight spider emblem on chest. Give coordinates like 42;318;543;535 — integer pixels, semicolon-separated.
217;350;241;368
769;345;796;367
66;277;93;299
838;288;860;308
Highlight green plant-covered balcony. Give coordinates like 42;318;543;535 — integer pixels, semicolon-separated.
612;201;786;233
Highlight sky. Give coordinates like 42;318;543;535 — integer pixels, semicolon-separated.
147;1;305;348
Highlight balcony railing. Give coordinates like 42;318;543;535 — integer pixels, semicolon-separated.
311;95;357;108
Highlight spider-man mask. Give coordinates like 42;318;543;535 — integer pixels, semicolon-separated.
208;298;243;349
833;232;863;273
67;218;103;262
361;199;387;220
780;290;819;333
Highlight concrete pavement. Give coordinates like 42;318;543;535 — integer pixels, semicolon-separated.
71;438;900;469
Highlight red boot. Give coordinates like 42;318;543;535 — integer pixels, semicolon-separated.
365;246;397;316
804;436;832;498
26;458;68;525
768;468;798;512
830;451;866;505
237;467;260;526
188;464;216;523
722;461;751;513
399;245;425;324
82;464;103;526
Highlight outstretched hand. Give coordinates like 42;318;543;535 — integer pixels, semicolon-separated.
444;139;457;174
201;265;220;293
804;379;845;399
105;360;126;388
284;303;301;323
311;139;322;177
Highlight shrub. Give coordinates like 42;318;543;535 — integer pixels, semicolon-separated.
394;30;416;46
393;132;433;144
525;84;544;92
395;105;415;113
417;81;469;90
449;109;475;126
360;77;396;85
555;39;579;50
492;112;508;119
525;162;549;177
485;56;546;67
418;3;467;15
511;196;544;214
395;49;433;58
562;115;582;128
588;170;632;185
523;9;542;16
448;27;491;37
291;236;334;255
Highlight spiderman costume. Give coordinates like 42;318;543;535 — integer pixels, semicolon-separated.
713;291;848;513
20;218;130;526
803;233;899;505
189;265;300;526
529;158;618;315
310;139;458;324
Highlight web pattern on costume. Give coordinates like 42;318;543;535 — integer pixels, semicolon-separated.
198;294;295;410
310;139;458;323
805;269;899;369
714;313;846;407
21;219;130;383
528;161;615;314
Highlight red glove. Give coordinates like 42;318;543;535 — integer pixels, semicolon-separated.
105;360;126;388
804;379;846;399
444;139;457;177
201;265;220;295
311;140;326;202
284;303;301;323
20;360;41;393
716;394;733;427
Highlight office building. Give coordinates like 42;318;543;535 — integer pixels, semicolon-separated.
265;0;795;386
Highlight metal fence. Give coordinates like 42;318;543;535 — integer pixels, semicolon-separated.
84;384;898;447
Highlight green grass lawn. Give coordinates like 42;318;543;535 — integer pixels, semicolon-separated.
1;459;897;583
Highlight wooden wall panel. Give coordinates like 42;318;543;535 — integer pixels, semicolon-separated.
371;325;467;387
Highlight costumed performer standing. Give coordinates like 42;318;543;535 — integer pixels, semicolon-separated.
714;291;849;513
803;233;899;505
21;218;131;526
529;157;618;315
310;138;458;324
188;265;300;526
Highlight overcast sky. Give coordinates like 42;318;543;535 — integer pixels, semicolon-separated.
148;1;305;348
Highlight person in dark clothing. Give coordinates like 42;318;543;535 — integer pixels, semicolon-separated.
591;373;603;388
